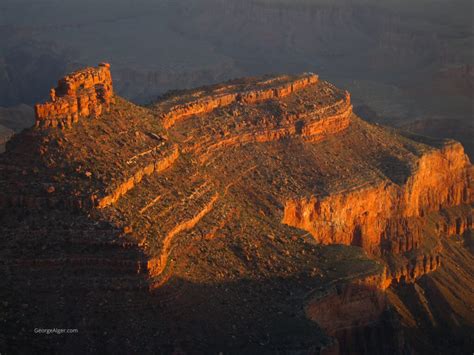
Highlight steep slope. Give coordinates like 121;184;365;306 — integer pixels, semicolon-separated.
387;234;474;354
0;64;472;354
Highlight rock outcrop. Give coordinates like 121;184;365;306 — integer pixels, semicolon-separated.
34;63;114;128
97;145;180;209
282;142;472;256
156;73;319;129
305;273;389;334
185;91;353;162
305;272;410;354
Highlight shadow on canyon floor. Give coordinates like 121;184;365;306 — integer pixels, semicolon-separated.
0;206;403;354
2;269;406;354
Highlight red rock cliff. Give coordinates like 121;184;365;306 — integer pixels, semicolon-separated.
157;73;319;129
34;63;114;128
283;142;472;256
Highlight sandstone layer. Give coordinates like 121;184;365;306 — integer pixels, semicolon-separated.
154;73;319;129
34;63;114;128
282;142;472;255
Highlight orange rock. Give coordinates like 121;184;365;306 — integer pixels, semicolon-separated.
282;142;473;256
34;63;114;129
160;73;319;129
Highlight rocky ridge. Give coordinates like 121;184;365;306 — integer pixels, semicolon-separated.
0;64;472;354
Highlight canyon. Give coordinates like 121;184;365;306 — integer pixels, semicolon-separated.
0;65;472;354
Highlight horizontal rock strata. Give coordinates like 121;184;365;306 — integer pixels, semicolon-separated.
283;142;472;256
97;145;179;208
147;193;219;278
35;63;114;128
187;92;353;161
156;73;318;129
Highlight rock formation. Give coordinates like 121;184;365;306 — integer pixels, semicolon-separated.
34;63;114;128
156;73;319;128
1;65;472;354
282;142;472;256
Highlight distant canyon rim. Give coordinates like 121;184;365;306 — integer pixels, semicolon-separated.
0;0;472;157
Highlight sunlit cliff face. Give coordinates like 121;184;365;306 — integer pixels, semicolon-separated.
283;142;472;253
